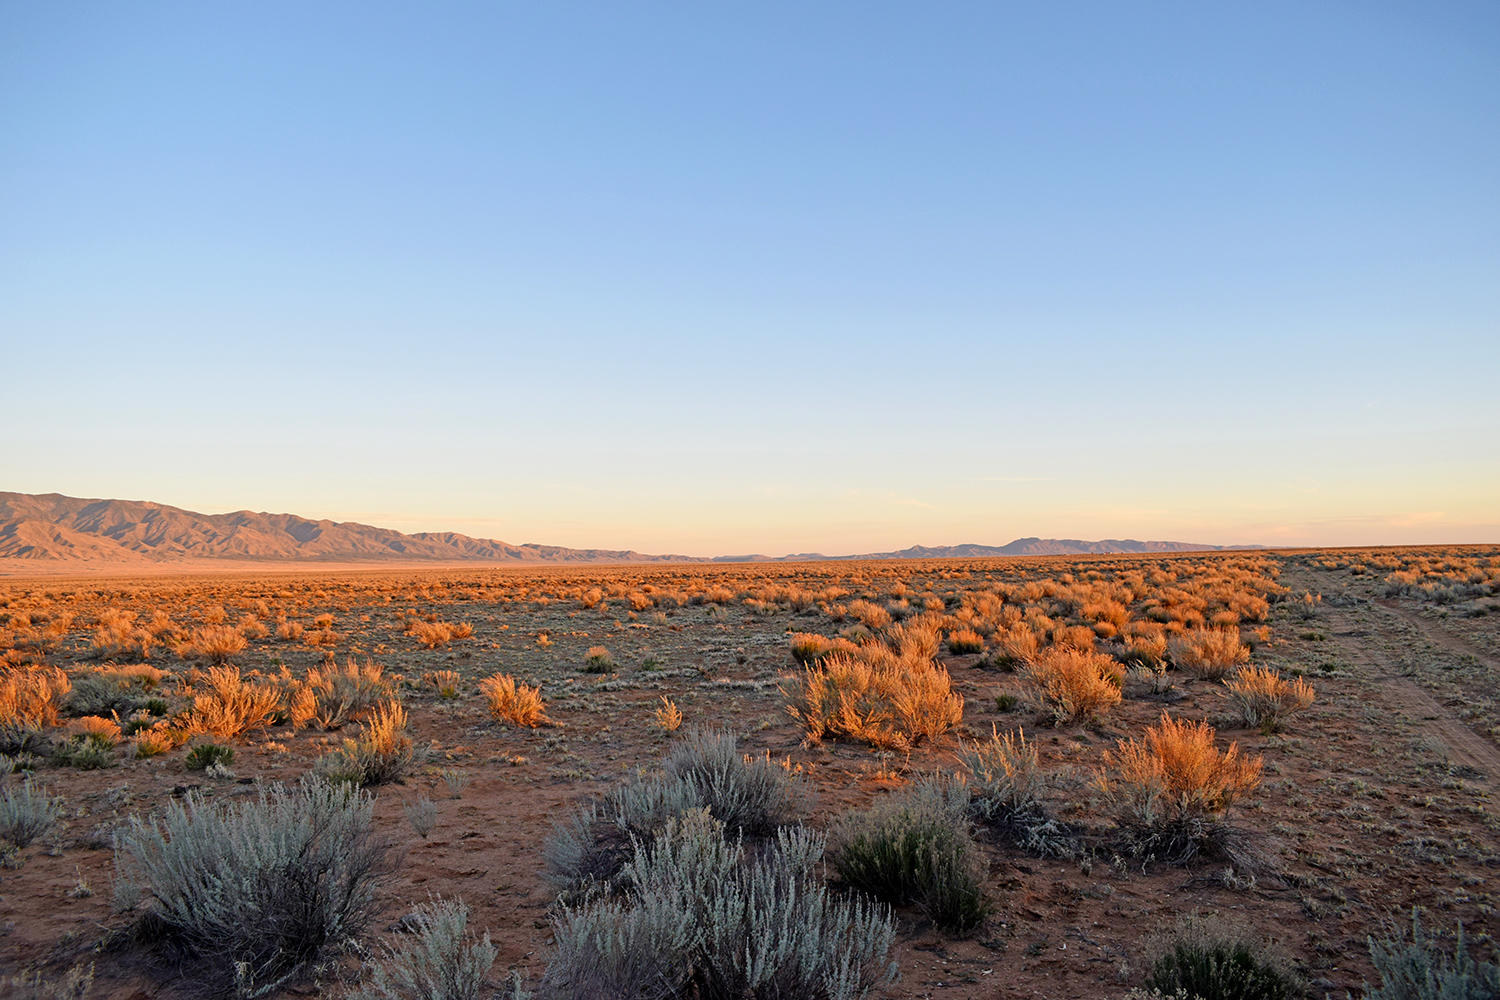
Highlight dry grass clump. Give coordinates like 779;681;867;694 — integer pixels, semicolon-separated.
177;625;249;664
0;667;70;752
1225;667;1315;734
582;646;614;673
236;613;269;640
1169;628;1250;679
91;609;155;660
946;628;985;655
479;673;550;727
1020;646;1124;724
992;625;1040;668
319;700;418;786
182;665;281;741
407;619;473;649
69;715;122;747
848;599;893;631
286;657;390;730
654;696;683;732
1097;711;1262;862
785;647;963;751
789;632;859;665
132;724;179;759
423;669;462;699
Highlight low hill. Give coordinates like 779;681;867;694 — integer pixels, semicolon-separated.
0;491;1244;571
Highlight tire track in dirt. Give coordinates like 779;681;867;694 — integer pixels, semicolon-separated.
1372;596;1500;672
1292;567;1500;784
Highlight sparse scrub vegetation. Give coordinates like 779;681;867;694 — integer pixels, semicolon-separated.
1224;667;1315;734
479;673;550;727
1020;645;1124;723
0;547;1491;997
350;897;496;1000
1169;628;1250;679
829;775;990;933
318;700;418;786
1098;712;1262;862
1;779;60;847
540;809;897;1000
1364;909;1499;1000
182;665;281;740
114;777;394;997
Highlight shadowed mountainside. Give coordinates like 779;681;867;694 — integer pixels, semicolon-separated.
0;492;1242;567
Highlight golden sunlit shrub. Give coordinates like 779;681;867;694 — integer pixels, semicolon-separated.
579;587;604;609
583;646;614;673
1052;624;1097;652
993;626;1039;668
303;625;341;649
0;667;70;752
178;625;249;665
202;604;228;625
479;673;550;728
92;609;154;660
1097;711;1262;861
1021;647;1124;724
789;632;858;665
287;657;390;730
626;591;653;611
1169;629;1250;679
182;665;281;741
237;613;269;640
654;696;683;732
946;628;985;655
784;649;963;751
407;619;469;649
69;715;122;747
133;724;178;759
1225;667;1315;734
423;669;462;699
319;700;417;786
276;620;305;641
1121;632;1169;671
848;599;893;631
702;586;735;605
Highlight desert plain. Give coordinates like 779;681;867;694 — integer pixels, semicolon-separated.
0;546;1496;999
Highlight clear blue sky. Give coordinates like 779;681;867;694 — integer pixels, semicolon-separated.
4;2;1497;554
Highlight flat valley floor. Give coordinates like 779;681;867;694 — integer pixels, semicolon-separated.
1;547;1496;999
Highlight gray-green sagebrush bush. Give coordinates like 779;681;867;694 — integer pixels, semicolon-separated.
544;728;800;896
0;778;60;847
828;775;990;934
1365;909;1499;1000
539;809;896;1000
350;897;498;1000
114;777;395;998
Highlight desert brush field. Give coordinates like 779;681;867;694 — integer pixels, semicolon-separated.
0;547;1497;999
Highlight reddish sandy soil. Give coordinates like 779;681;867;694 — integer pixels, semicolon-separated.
0;548;1496;999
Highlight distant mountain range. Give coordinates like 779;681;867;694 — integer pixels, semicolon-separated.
0;492;1246;569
